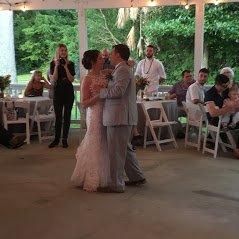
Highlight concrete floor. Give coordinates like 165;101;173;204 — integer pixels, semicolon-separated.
1;129;239;239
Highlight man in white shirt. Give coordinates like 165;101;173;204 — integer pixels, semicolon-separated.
135;45;166;95
186;68;209;104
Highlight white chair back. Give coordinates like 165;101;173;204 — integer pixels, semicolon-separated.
184;102;205;122
141;100;178;151
143;100;164;111
36;99;52;115
3;100;30;144
4;100;30;114
183;102;205;151
203;105;235;158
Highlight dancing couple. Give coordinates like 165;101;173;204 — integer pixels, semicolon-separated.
71;44;146;193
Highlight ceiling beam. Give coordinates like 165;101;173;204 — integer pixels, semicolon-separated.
0;0;239;11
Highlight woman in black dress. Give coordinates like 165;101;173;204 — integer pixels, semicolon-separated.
49;44;75;148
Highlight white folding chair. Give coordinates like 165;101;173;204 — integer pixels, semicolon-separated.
3;100;30;144
30;100;55;143
142;100;178;151
202;106;236;158
183;102;205;151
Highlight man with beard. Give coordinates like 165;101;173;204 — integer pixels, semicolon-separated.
135;45;166;96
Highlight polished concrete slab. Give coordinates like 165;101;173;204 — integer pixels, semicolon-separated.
1;129;239;239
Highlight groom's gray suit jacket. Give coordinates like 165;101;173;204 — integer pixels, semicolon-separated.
100;61;137;126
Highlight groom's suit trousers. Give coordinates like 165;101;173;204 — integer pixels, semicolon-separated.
107;125;145;191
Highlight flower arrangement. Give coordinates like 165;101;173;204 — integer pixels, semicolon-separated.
135;75;149;93
0;74;11;92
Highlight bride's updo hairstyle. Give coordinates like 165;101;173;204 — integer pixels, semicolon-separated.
82;50;100;70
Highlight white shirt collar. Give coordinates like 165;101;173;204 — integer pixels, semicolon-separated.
196;80;204;88
145;57;154;62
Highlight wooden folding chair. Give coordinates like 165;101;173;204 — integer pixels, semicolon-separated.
3;100;30;144
141;100;178;151
202;106;236;158
183;102;205;151
29;99;54;143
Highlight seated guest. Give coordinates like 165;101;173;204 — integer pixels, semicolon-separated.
0;124;25;149
24;70;51;97
220;67;235;87
205;74;239;158
186;68;209;104
166;70;194;110
221;84;239;130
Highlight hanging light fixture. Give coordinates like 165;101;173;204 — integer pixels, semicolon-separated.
130;0;134;8
214;0;220;5
182;0;190;10
12;1;28;11
22;2;27;12
148;0;157;7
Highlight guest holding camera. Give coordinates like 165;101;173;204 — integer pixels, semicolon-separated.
24;70;51;97
48;44;75;148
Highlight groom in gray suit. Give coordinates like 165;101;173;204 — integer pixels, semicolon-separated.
98;44;145;193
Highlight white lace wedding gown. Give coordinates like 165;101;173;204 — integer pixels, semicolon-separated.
71;79;110;192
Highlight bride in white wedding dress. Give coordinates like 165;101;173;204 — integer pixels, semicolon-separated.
71;50;110;192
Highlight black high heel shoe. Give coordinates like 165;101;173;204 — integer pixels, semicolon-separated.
48;139;59;148
62;139;68;148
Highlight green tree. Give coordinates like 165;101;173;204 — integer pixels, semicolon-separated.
13;3;239;84
14;10;79;75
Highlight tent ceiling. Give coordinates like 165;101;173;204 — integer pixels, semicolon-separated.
0;0;238;11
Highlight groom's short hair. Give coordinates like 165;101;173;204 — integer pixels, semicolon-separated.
113;44;130;61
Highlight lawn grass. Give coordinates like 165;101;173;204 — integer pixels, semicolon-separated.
17;74;31;84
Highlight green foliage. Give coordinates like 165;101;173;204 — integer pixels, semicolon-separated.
204;3;239;82
13;3;239;85
142;6;195;83
14;10;79;75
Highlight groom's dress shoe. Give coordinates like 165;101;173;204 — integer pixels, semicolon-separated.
97;187;125;193
131;135;143;147
125;178;146;186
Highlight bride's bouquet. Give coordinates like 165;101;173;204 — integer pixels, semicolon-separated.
135;75;149;94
